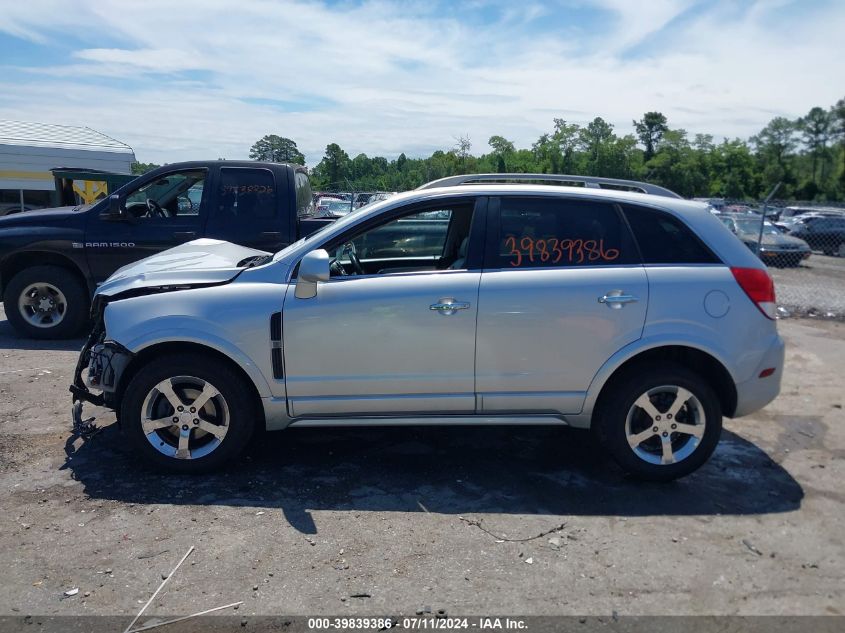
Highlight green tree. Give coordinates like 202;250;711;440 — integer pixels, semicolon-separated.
751;117;797;196
645;129;706;197
633;111;669;161
800;107;832;184
711;139;757;199
832;97;845;189
488;135;515;172
312;143;351;188
131;161;161;175
248;134;305;164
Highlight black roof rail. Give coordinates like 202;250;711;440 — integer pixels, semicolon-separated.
416;173;681;199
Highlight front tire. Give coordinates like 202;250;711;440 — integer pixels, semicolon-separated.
593;363;722;482
3;265;89;339
121;353;257;473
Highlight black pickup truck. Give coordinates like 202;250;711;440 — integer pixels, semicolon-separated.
0;160;329;339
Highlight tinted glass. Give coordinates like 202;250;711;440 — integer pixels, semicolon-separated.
295;171;313;217
495;198;637;268
218;168;276;220
124;170;206;219
622;204;719;264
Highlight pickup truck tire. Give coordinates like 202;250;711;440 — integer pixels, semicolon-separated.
3;265;89;339
593;363;722;482
121;353;256;474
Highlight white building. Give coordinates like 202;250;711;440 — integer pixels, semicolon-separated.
0;120;135;214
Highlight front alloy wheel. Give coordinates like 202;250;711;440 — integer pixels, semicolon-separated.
122;353;256;473
141;376;230;460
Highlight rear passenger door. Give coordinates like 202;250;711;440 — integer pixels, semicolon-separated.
475;196;648;415
204;167;287;251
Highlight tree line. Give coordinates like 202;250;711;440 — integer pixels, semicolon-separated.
138;97;845;201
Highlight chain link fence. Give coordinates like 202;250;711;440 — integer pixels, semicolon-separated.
713;201;845;320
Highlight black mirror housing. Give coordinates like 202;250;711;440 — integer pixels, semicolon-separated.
101;194;125;220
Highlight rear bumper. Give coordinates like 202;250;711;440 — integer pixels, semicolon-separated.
733;334;785;417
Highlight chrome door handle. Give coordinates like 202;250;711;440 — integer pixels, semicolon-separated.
598;291;639;309
430;298;470;315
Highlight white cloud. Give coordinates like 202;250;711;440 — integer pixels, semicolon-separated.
0;0;842;166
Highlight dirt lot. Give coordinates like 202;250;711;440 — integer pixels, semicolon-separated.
0;306;843;621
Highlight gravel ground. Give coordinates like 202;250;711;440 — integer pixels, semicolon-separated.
0;307;842;621
770;252;845;315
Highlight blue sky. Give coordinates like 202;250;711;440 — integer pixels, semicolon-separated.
0;0;842;165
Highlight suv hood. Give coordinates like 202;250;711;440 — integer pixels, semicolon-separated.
96;238;270;298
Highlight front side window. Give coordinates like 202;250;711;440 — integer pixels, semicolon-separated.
217;168;277;220
123;170;206;219
326;204;474;276
621;204;719;264
495;197;637;268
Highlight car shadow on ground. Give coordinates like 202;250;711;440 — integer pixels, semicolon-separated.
0;316;86;352
62;424;803;533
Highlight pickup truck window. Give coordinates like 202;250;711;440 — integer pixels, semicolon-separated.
217;168;276;220
124;170;206;219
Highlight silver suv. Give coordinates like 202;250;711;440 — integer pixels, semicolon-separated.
71;174;784;481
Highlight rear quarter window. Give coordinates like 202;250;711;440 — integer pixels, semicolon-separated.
621;204;720;265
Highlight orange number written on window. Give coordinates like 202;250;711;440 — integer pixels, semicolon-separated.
504;236;620;267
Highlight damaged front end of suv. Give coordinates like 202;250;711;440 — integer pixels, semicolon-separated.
69;239;274;437
70;295;133;435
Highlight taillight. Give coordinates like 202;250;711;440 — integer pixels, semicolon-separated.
731;267;776;319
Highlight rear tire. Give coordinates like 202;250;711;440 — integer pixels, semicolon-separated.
121;353;257;474
593;363;722;482
3;265;89;339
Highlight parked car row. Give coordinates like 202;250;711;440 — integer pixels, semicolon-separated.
716;205;845;264
716;212;811;267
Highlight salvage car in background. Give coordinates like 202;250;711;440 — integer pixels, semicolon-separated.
786;215;845;257
72;173;784;482
717;212;811;267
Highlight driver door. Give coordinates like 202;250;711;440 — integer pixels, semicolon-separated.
84;168;210;284
282;199;484;418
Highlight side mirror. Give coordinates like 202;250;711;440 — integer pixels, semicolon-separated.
101;194;125;220
295;249;330;299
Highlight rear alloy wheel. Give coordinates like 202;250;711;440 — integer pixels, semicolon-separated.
594;363;722;481
625;386;706;466
3;265;88;339
122;354;256;473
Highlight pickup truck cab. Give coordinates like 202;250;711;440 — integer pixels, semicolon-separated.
0;161;325;338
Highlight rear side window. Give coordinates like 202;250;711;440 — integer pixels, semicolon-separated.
495;197;637;268
217;168;277;220
621;204;719;264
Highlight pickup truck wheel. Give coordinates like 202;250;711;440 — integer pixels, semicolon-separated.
3;265;88;339
121;353;256;473
593;363;722;482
